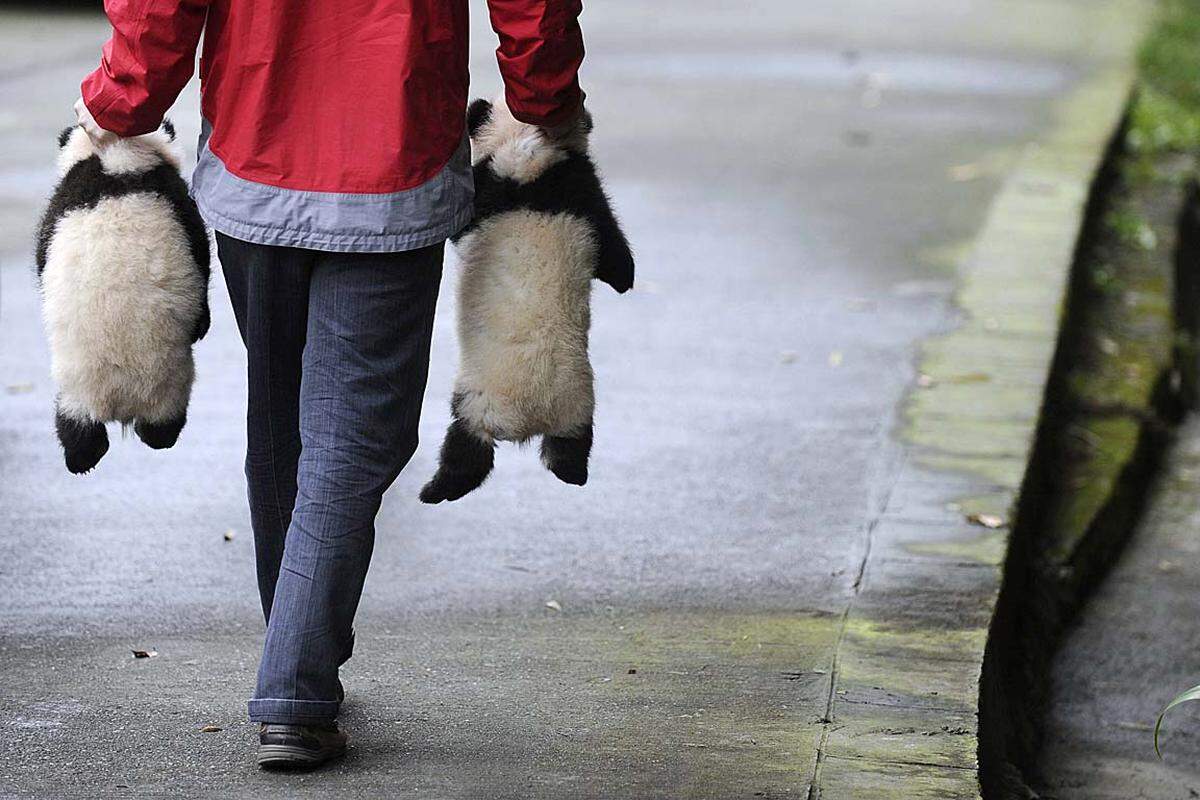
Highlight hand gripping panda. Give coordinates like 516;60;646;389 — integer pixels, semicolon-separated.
419;98;634;503
36;122;211;474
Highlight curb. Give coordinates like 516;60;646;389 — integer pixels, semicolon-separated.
803;56;1148;796
979;138;1199;795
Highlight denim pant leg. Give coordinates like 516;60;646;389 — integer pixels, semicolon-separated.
247;244;444;725
217;233;312;622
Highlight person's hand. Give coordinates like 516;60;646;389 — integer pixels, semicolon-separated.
73;97;120;149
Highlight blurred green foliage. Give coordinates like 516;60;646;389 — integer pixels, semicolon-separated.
1129;0;1200;156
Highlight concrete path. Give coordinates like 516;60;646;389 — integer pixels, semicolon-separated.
1039;415;1200;799
0;2;1147;797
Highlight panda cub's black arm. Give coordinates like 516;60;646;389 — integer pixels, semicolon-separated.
566;159;634;293
159;170;213;344
592;197;635;294
35;205;57;278
191;300;211;344
181;213;211;344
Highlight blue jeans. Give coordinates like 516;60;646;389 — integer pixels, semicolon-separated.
218;233;443;725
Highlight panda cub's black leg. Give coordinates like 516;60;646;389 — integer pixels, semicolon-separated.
420;418;496;504
134;414;187;450
540;423;593;486
55;408;109;475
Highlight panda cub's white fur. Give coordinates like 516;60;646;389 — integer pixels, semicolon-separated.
456;186;596;442
421;98;635;503
38;124;211;473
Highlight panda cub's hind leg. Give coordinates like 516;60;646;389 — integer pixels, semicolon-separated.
134;414;187;450
540;422;593;486
420;417;496;504
55;406;109;475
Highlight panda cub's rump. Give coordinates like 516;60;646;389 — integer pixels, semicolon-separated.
37;123;211;474
420;98;634;503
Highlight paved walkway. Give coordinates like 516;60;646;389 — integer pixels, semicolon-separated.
0;2;1148;797
1040;416;1200;799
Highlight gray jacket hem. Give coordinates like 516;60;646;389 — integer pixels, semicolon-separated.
190;118;475;254
197;201;474;254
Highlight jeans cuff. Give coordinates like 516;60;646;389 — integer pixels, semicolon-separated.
248;698;340;725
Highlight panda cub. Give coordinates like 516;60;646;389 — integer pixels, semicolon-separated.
420;98;634;503
36;122;211;474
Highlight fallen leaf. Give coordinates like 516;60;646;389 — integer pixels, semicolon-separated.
223;529;235;542
1116;721;1153;732
943;372;990;384
131;649;158;659
966;513;1005;529
779;351;798;365
545;600;562;612
828;351;844;368
199;725;222;733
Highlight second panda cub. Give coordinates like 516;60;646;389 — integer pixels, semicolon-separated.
420;98;634;503
37;122;211;474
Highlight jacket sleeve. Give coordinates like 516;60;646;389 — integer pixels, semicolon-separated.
486;0;585;127
80;0;210;137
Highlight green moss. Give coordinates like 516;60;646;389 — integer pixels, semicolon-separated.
1129;0;1200;163
905;530;1009;566
1138;0;1200;114
1105;207;1159;250
1041;417;1143;563
1128;87;1200;157
842;616;990;663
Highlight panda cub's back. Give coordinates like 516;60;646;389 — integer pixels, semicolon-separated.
455;207;596;440
43;190;202;422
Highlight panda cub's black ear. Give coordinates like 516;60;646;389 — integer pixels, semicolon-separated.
160;118;177;141
466;99;493;138
57;126;76;149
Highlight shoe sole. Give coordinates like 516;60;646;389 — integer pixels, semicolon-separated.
257;743;346;769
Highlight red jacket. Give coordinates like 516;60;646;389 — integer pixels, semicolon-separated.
81;0;584;194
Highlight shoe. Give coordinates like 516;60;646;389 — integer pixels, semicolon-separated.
257;723;348;769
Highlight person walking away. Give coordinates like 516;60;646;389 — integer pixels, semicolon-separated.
75;0;587;768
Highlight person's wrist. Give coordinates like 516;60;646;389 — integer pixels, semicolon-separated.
541;105;585;142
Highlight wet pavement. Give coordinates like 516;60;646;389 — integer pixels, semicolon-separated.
0;2;1146;797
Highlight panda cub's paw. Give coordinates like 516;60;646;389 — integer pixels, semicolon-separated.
420;419;496;503
134;415;187;450
55;412;109;475
540;425;593;487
